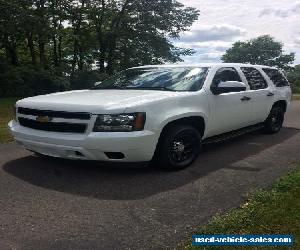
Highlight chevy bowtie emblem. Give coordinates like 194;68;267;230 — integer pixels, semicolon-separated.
36;116;52;123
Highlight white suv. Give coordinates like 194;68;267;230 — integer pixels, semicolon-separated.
9;63;292;170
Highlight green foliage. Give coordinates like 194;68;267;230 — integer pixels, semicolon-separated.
0;62;70;97
0;98;18;143
293;95;300;100
287;64;300;93
222;35;295;70
0;0;200;96
71;70;108;89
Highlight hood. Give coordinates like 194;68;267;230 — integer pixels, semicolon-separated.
17;89;183;113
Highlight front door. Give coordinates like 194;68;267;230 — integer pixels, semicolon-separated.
207;67;253;136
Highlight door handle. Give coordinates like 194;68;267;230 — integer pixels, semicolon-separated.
240;96;251;101
267;92;274;97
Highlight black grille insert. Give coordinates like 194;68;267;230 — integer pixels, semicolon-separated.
18;107;91;120
18;117;87;133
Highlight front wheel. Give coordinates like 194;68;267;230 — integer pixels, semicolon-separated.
153;125;201;170
264;106;285;134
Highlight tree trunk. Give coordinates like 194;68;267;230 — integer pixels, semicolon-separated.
97;33;106;73
38;38;46;67
106;34;117;75
78;45;84;71
36;0;47;68
104;0;129;74
122;41;130;69
6;46;19;66
27;33;36;65
70;0;85;79
58;22;63;64
96;0;106;73
4;36;19;66
53;35;59;66
70;38;78;79
51;0;60;67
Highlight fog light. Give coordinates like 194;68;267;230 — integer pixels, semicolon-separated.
104;152;125;159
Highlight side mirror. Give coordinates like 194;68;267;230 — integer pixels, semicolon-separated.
211;81;246;95
94;81;102;87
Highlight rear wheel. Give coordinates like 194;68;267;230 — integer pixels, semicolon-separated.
264;106;285;134
153;125;201;170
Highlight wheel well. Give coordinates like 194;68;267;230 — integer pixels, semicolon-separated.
160;116;205;138
272;100;287;113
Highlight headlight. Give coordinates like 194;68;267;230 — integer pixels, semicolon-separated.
93;112;146;132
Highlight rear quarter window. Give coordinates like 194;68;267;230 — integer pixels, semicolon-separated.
262;68;290;87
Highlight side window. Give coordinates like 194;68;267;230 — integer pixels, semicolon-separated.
241;67;268;90
262;68;289;87
212;67;242;87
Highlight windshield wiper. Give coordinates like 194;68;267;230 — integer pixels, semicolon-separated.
91;85;126;90
124;86;173;91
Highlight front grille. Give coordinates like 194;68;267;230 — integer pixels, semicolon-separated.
18;117;87;133
18;107;91;120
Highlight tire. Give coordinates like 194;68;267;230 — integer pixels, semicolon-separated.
152;125;202;170
264;106;285;134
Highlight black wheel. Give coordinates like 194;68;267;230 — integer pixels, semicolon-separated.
264;106;284;134
152;125;201;170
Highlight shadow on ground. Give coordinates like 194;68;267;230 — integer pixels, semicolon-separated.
3;128;299;200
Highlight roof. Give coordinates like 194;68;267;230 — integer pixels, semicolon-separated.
131;63;277;69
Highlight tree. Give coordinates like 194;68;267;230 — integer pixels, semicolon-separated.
88;0;199;74
287;64;300;93
222;35;295;70
0;0;200;96
0;0;24;65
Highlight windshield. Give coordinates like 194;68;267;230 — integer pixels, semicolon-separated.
93;67;209;91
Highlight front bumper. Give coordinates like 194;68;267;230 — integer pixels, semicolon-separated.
8;120;158;162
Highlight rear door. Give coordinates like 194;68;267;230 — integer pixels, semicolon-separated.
240;67;274;123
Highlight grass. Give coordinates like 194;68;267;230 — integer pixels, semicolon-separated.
0;98;18;143
292;94;300;101
179;166;300;250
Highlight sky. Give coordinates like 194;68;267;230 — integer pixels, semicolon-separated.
175;0;300;65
